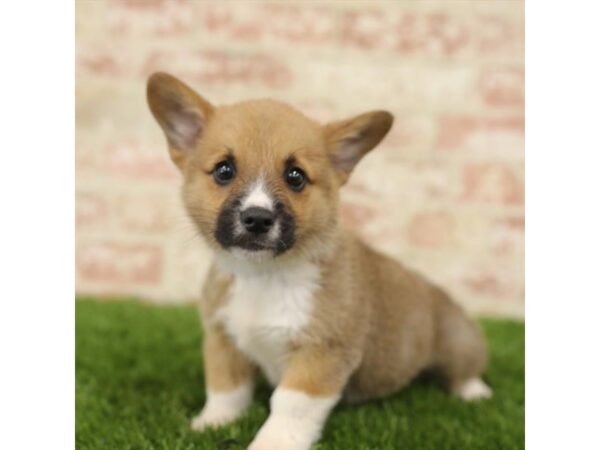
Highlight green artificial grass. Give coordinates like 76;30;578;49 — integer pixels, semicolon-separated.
76;299;524;450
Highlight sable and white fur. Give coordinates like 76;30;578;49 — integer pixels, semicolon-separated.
147;72;491;450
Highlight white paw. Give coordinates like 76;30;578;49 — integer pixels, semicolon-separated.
190;383;253;431
190;406;241;431
248;416;315;450
453;377;493;401
248;388;338;449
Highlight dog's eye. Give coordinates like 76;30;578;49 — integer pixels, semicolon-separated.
213;160;236;185
285;166;307;191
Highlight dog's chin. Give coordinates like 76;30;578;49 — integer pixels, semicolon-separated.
229;246;275;263
214;245;281;276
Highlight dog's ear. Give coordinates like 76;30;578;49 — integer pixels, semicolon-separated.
324;111;393;184
147;72;214;171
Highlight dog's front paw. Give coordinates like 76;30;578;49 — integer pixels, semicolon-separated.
248;416;315;450
190;406;241;431
248;432;299;450
192;384;254;431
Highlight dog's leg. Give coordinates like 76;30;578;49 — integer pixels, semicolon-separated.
431;287;492;401
191;326;256;431
248;346;356;450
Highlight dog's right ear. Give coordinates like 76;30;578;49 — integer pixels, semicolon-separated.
146;72;214;171
324;110;393;184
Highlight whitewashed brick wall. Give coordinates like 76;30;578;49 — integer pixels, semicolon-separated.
76;0;524;317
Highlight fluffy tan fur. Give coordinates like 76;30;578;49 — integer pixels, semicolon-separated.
147;72;489;447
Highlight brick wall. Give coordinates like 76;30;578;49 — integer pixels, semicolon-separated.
75;0;524;317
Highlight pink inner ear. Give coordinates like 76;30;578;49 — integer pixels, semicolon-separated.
167;108;203;151
332;135;364;171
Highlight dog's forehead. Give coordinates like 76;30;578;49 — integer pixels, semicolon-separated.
208;100;325;163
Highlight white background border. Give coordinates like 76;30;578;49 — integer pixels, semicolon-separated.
0;1;74;449
1;1;600;449
527;1;600;449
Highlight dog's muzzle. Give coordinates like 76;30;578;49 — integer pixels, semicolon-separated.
214;196;295;255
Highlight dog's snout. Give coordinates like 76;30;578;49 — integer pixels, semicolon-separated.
240;207;275;234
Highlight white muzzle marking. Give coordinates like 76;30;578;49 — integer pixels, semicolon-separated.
240;178;274;212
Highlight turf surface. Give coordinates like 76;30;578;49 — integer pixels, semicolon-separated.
76;299;524;450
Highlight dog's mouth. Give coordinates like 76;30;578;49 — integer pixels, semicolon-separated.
241;241;271;251
233;237;278;253
221;232;292;256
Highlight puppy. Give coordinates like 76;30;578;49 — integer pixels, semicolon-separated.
147;72;491;450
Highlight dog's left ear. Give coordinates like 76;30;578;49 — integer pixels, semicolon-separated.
147;72;214;171
324;111;393;184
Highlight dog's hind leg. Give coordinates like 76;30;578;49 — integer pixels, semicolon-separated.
431;287;492;401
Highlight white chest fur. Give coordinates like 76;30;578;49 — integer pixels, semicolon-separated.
215;260;321;385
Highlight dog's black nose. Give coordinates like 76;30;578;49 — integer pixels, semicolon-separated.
240;207;275;234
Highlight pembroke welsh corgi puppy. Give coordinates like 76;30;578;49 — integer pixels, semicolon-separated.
147;72;492;450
